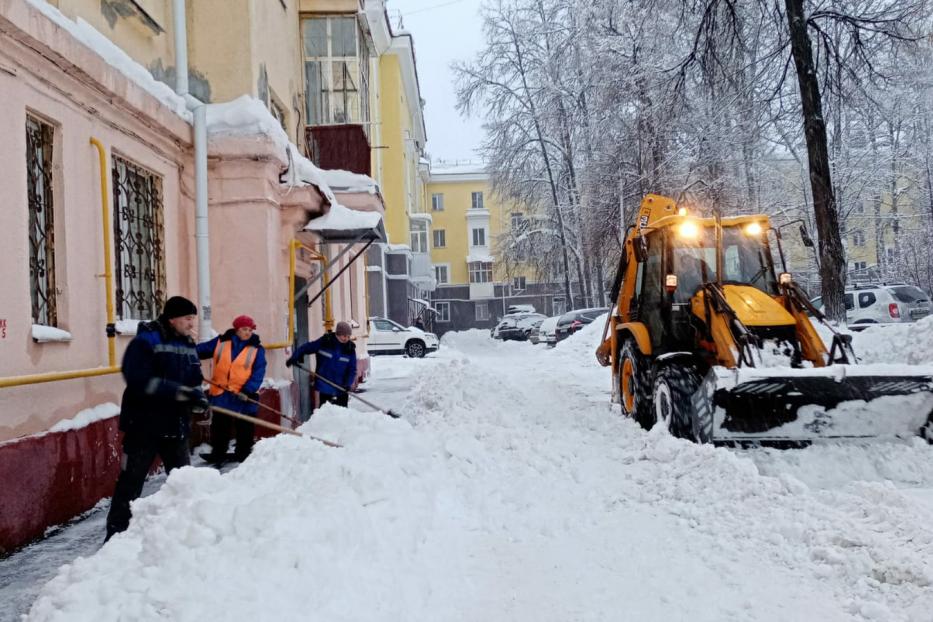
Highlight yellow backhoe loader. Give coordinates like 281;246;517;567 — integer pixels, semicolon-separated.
596;194;933;445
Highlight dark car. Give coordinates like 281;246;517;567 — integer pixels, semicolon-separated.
554;308;609;342
498;313;546;341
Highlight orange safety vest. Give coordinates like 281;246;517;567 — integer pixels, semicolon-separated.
208;340;257;396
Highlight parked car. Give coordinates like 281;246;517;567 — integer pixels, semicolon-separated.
530;315;560;345
506;304;536;314
811;284;932;329
368;317;439;357
554;307;609;342
498;313;546;341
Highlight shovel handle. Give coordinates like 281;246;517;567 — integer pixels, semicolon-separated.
211;405;342;448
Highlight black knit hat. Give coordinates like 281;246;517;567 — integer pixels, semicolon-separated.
162;296;198;320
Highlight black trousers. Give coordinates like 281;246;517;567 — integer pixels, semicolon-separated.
312;391;348;415
105;434;190;540
209;411;255;462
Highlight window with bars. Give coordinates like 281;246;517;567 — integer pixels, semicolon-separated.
434;264;449;284
471;191;484;209
433;229;446;248
302;16;370;127
471;228;486;247
432;193;444;211
26;115;57;326
112;156;166;320
468;261;493;283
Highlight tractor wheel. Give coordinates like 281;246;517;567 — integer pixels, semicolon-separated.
652;363;703;440
619;338;651;428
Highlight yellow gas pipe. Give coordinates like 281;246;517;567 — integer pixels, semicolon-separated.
0;138;120;389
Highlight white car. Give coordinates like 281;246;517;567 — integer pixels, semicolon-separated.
530;315;560;345
811;284;932;328
368;317;439;358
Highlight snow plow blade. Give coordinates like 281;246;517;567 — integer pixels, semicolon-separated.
693;366;933;445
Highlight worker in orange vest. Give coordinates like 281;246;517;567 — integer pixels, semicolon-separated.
197;315;267;464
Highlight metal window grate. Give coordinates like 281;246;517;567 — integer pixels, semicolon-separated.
26;116;57;326
112;156;166;320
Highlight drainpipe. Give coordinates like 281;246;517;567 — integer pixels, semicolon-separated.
172;0;212;337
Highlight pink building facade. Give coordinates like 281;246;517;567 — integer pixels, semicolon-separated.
0;1;379;554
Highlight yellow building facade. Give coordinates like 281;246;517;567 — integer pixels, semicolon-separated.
426;164;565;334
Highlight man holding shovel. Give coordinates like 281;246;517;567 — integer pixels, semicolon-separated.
286;321;357;413
197;315;267;464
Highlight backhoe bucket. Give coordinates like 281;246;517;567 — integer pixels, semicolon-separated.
693;366;933;445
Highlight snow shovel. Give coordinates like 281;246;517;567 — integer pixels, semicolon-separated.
203;378;303;428
210;405;342;448
292;362;402;419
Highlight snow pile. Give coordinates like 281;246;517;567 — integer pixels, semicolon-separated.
48;403;120;433
204;96;289;154
319;168;379;194
303;202;382;233
851;317;933;365
31;325;72;343
24;0;190;120
26;317;933;621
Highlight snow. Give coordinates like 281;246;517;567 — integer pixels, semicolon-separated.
31;325;72;343
24;0;191;121
303;202;382;233
260;378;293;391
466;251;494;263
23;315;933;621
115;319;142;335
849;317;933;365
48;403;120;434
319;168;379;194
204;96;289;154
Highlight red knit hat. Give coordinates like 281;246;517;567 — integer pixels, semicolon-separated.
232;315;256;330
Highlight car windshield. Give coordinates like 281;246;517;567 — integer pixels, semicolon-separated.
673;226;776;302
889;286;929;303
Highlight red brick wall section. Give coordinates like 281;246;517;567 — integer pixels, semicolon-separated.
0;417;121;556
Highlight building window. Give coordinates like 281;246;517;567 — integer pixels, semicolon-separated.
475;302;490;321
471;191;484;209
885;247;896;262
113;156;166;320
511;212;526;230
469;261;493;283
432;193;444;211
434;264;449;284
553;296;567;316
26;115;57;326
471;228;486;247
433;229;446;248
435;301;450;322
513;276;526;291
410;220;428;253
302;16;370;126
852;230;865;247
851;261;867;272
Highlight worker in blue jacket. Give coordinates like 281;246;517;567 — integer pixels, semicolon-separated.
197;315;267;464
286;321;357;412
106;296;207;541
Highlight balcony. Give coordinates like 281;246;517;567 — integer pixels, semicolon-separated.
305;124;371;176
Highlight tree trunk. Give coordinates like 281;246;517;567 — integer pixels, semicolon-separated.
784;0;847;322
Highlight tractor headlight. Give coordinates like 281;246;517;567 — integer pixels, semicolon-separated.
744;222;763;236
779;272;793;285
678;220;699;239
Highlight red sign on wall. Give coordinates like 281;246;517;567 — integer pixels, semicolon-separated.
0;319;6;339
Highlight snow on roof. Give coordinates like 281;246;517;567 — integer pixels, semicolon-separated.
467;252;494;263
430;161;488;176
386;243;412;253
319;169;379;195
304;202;382;233
24;0;191;121
205;96;290;154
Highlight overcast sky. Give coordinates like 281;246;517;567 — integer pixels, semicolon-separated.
387;0;486;164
